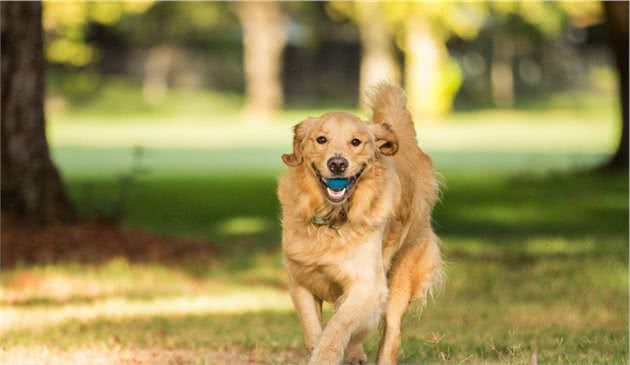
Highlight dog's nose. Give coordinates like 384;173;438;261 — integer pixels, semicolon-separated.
327;157;348;175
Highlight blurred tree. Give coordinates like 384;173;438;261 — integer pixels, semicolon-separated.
389;3;489;121
114;2;238;101
233;1;287;124
602;1;628;170
329;2;486;121
327;2;401;111
488;2;565;107
43;1;153;67
328;1;604;120
1;2;74;223
489;1;603;107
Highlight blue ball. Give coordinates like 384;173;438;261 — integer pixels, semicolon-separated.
326;178;350;189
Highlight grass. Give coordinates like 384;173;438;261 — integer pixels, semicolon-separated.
2;169;627;364
48;109;617;153
1;87;628;364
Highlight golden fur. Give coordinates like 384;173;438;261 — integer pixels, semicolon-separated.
278;83;443;365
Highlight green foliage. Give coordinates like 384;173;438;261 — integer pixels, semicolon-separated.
421;53;464;116
327;2;487;40
43;1;153;65
116;2;239;48
43;2;239;66
492;1;602;36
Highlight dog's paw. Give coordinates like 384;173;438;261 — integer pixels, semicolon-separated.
344;344;368;365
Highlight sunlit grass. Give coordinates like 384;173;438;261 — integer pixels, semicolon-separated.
1;347;298;365
2;241;626;363
46;82;618;155
1;251;288;306
1;291;292;333
219;216;271;236
48;116;617;154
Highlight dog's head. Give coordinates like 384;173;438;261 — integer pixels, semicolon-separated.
282;112;398;205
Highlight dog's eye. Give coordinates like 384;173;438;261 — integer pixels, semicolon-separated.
351;138;361;147
316;136;327;144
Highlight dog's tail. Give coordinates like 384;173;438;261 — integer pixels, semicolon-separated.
367;82;417;146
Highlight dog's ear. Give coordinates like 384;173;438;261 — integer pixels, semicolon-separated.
370;122;399;156
282;118;315;167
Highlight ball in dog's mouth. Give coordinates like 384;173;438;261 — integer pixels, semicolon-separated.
325;178;350;203
313;163;366;204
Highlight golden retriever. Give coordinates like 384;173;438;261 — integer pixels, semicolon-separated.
277;83;443;365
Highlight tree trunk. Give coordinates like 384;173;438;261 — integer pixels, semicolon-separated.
491;34;514;107
234;1;286;124
142;45;176;105
1;2;74;223
602;1;629;170
356;2;400;111
404;17;448;122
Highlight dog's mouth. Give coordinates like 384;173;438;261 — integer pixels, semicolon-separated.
313;163;366;204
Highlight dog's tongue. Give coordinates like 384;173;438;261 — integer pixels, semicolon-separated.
326;187;346;200
326;178;350;190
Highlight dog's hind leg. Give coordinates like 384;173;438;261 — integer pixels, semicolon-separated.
376;280;410;365
343;327;369;365
376;233;443;365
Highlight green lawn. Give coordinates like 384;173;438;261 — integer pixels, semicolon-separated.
1;96;628;364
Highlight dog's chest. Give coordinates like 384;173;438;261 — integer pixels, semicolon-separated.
293;266;344;303
284;228;384;303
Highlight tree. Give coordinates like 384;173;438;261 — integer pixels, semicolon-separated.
602;1;628;170
329;2;486;121
329;1;604;122
1;2;74;223
396;1;598;119
488;1;603;108
327;2;401;111
233;1;287;124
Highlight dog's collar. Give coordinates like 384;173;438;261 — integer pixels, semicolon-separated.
311;206;348;229
311;215;329;226
311;213;342;229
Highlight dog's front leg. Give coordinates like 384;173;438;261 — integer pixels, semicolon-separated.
289;283;323;352
308;282;387;365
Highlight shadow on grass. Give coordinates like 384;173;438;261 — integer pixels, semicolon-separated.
63;169;628;273
71;174;282;247
434;171;628;240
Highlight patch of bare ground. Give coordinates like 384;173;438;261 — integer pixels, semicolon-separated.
1;213;218;267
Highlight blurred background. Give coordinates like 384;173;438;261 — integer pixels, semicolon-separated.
1;1;628;364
